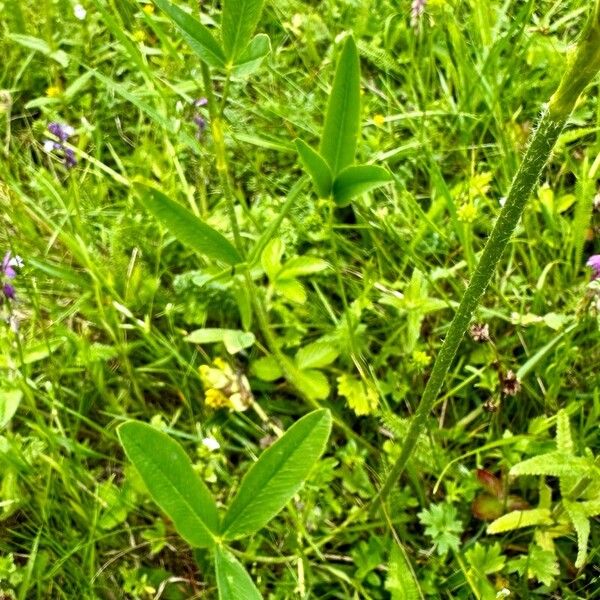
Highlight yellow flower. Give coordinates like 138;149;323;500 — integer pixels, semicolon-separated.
204;388;230;409
457;202;477;223
199;359;253;411
132;29;146;43
143;3;154;14
373;114;386;127
412;350;431;368
46;85;62;98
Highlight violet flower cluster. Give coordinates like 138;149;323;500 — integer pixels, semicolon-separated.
193;97;208;139
2;252;23;302
44;122;77;168
587;255;600;280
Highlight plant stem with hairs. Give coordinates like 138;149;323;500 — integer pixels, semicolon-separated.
374;0;600;509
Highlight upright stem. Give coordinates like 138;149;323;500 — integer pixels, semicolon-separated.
374;1;600;509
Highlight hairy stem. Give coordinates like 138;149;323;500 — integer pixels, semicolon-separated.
374;1;600;509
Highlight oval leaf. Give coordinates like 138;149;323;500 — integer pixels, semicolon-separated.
140;186;242;266
221;0;265;62
153;0;226;68
319;36;360;175
295;139;333;198
118;421;219;548
232;34;271;77
332;164;392;206
221;409;332;539
215;546;262;600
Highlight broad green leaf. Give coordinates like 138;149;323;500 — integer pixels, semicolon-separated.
275;279;306;304
152;0;226;68
185;328;255;354
295;139;332;198
221;409;332;539
564;500;590;568
319;36;361;175
251;356;283;381
295;342;339;370
140;186;242;266
118;421;219;548
487;508;552;534
221;0;265;62
261;238;284;280
215;546;262;600
509;451;591;479
295;369;330;400
232;34;271;77
0;390;22;429
332;164;392;206
386;544;421;600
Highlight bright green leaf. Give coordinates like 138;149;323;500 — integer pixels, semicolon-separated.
251;356;283;381
221;0;265;62
280;256;329;279
295;369;330;400
295;342;339;370
295;139;333;198
152;0;226;68
276;279;306;304
221;409;332;539
118;421;219;548
185;328;255;354
564;500;590;568
386;545;421;600
261;238;284;280
215;546;262;600
140;186;242;266
319;36;361;175
487;508;553;534
332;164;392;206
0;390;22;429
232;34;271;76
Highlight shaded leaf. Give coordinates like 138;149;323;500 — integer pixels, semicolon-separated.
221;0;265;62
140;186;242;266
319;36;361;175
332;164;392;206
118;421;219;548
295;139;332;198
153;0;226;68
221;409;332;538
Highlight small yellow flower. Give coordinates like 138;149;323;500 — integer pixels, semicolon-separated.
46;85;62;98
143;3;154;14
457;202;477;223
204;388;230;409
132;29;146;43
412;350;431;368
199;359;253;411
373;114;386;127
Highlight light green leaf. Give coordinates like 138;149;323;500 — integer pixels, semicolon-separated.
185;329;255;354
295;139;333;198
261;238;284;280
215;546;262;600
152;0;226;68
118;421;219;548
509;452;591;479
295;369;330;400
140;186;242;266
221;0;265;62
221;409;332;539
319;36;361;175
0;390;22;429
9;34;69;67
280;256;329;279
276;279;306;304
295;342;339;370
251;356;283;381
386;544;421;600
564;500;590;568
232;34;271;76
332;164;392;206
487;508;553;534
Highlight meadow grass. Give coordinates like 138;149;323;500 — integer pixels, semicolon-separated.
1;0;600;598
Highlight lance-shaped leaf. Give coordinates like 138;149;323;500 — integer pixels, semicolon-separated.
118;421;220;548
319;36;361;175
221;409;332;539
232;34;271;77
487;508;552;535
332;164;392;206
153;0;226;68
140;186;242;266
295;139;332;198
215;546;262;600
221;0;265;62
564;500;590;569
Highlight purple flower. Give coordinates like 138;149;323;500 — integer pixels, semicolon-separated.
411;0;426;27
2;283;15;300
587;254;600;280
2;252;22;279
194;97;208;107
48;122;74;142
44;122;77;169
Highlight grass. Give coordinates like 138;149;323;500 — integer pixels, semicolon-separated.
1;0;600;597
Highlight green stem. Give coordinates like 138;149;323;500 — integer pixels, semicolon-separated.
374;2;600;509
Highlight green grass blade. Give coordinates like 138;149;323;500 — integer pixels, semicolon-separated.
295;139;333;198
117;421;220;549
221;0;265;62
319;36;361;175
215;547;262;600
221;409;332;539
332;164;392;206
152;0;226;68
140;185;243;266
